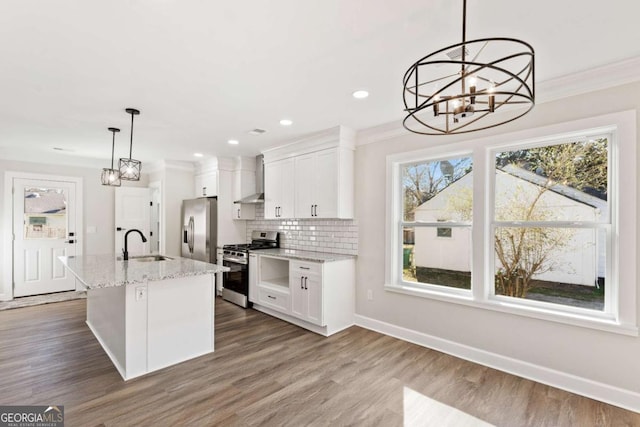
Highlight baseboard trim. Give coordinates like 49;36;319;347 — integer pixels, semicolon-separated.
354;314;640;414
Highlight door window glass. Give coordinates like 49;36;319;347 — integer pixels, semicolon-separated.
24;187;67;239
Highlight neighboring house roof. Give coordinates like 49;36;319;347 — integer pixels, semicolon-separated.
499;164;607;211
415;164;606;214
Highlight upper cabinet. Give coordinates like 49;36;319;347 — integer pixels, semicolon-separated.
232;157;257;220
263;126;355;220
194;170;217;197
264;158;295;219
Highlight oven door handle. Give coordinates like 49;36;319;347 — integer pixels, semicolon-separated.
223;257;248;265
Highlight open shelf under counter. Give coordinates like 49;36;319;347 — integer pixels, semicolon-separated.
260;277;290;290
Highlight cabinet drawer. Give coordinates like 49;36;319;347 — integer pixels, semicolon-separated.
257;285;289;312
291;261;322;276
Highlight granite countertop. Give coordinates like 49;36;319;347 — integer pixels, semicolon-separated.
252;248;356;263
59;254;229;290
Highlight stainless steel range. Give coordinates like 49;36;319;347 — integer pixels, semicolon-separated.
221;230;279;308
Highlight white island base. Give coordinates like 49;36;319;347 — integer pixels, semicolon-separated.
86;274;214;380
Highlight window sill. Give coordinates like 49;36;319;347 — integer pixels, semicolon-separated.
384;283;639;337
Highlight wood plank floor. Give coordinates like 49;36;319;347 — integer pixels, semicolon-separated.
0;297;638;426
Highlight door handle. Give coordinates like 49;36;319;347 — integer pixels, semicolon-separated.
304;276;308;290
116;227;127;231
202;187;207;196
300;276;304;289
314;205;318;217
66;240;75;244
311;204;314;217
237;208;241;219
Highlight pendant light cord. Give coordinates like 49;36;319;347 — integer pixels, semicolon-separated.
461;0;467;93
111;130;116;169
129;111;134;158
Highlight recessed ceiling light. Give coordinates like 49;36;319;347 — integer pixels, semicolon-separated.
193;153;204;158
352;90;369;99
279;119;293;126
228;139;239;145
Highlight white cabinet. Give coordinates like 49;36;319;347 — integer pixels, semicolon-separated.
248;252;258;303
252;254;355;336
232;203;255;220
294;148;351;219
290;261;323;326
264;158;294;219
232;167;256;221
263;126;355;219
195;172;217;197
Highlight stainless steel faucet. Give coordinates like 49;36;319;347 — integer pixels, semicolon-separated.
122;229;148;260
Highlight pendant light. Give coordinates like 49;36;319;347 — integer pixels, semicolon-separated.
118;108;142;181
101;127;121;186
402;0;535;135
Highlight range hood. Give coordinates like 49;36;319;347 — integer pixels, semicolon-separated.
234;155;264;204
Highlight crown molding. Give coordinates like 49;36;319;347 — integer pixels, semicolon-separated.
356;56;640;146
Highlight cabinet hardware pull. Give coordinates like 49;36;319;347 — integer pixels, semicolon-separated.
304;276;308;290
299;266;310;270
202;187;207;196
314;204;318;216
311;204;314;216
300;277;304;289
237;208;241;219
267;295;276;299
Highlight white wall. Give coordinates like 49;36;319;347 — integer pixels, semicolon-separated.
354;82;640;408
0;159;148;299
147;161;195;257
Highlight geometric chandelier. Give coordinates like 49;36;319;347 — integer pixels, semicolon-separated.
101;127;121;186
403;0;535;135
118;108;142;181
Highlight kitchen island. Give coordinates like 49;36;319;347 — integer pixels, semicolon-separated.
59;254;228;380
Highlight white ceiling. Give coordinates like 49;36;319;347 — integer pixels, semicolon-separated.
1;0;639;166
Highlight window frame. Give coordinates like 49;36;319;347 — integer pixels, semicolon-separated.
385;111;637;336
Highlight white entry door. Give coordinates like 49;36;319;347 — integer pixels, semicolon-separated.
13;178;79;297
115;187;151;257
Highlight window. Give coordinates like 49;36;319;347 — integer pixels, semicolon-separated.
385;112;637;335
492;139;609;312
400;156;472;290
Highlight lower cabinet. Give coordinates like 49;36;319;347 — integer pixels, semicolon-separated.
249;254;355;336
290;262;323;326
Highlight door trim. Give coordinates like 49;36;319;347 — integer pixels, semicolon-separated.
2;172;83;301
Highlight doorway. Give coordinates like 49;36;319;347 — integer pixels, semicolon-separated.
9;174;82;298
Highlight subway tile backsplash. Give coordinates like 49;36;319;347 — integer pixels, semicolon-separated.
246;204;358;255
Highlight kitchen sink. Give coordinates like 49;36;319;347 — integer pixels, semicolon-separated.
128;255;173;262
